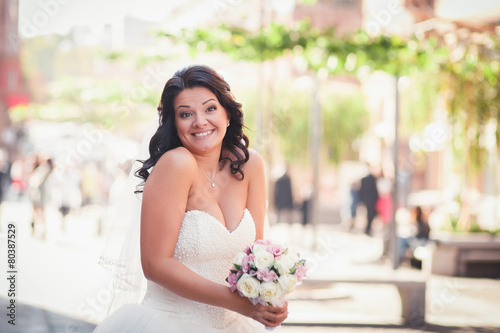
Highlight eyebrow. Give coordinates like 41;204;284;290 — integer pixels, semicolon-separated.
176;98;216;111
202;98;216;105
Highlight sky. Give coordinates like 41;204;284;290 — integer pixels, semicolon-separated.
18;0;183;38
17;0;500;43
17;0;287;41
435;0;500;21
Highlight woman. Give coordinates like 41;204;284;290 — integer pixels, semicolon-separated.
94;65;288;332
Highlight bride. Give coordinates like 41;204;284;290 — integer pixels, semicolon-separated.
94;65;288;332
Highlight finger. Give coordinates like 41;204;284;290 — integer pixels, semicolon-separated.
263;309;288;325
265;306;280;313
277;310;289;322
264;320;281;328
266;303;288;314
280;302;288;312
265;304;283;312
261;315;281;328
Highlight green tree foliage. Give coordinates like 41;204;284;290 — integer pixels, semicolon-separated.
18;34;158;131
167;20;500;168
235;83;368;165
320;91;368;163
399;68;440;136
167;21;380;165
441;34;500;168
170;21;433;75
271;86;311;164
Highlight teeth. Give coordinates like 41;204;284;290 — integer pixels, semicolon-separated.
194;130;213;137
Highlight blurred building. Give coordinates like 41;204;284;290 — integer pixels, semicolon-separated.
407;0;500;31
287;0;499;216
405;0;500;198
0;0;30;157
293;0;363;33
123;15;159;48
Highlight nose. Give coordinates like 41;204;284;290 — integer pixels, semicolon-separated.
193;113;208;128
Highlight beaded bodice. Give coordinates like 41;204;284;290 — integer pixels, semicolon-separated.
142;209;255;329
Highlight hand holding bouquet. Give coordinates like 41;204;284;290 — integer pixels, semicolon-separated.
226;239;308;309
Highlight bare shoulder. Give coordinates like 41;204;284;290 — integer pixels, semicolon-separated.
245;148;265;176
247;148;264;167
225;147;264;169
149;147;197;178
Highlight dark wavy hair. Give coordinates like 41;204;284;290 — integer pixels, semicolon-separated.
135;65;249;189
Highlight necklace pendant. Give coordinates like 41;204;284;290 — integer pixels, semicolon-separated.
199;167;218;189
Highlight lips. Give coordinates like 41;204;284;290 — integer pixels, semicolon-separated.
192;129;214;138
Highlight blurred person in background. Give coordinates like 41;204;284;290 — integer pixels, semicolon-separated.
299;183;312;226
346;179;361;231
0;149;10;203
8;154;31;200
396;206;431;267
273;166;294;224
53;166;82;232
414;206;430;241
376;175;393;260
28;154;54;239
359;163;379;236
375;176;392;225
81;162;105;206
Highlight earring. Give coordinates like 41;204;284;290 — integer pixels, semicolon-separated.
227;122;230;127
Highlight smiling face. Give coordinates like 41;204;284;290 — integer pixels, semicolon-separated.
173;86;230;156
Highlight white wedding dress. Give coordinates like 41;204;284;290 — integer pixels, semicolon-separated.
94;208;269;332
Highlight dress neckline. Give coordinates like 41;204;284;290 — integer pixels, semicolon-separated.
184;208;250;234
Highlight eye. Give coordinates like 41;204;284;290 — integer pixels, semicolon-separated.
206;106;217;112
179;112;192;118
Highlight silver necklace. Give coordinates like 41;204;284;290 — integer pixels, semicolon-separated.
200;168;219;188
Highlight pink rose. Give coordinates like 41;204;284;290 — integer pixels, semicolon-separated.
295;264;308;282
241;254;255;273
243;245;251;255
257;268;278;282
227;271;240;292
267;243;286;257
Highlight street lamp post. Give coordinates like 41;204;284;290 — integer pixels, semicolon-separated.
310;72;321;249
391;74;400;269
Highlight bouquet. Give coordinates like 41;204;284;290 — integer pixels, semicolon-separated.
226;239;308;314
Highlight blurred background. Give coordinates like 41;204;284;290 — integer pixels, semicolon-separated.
1;0;500;332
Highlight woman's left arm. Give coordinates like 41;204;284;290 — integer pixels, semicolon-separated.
245;149;290;324
245;149;267;240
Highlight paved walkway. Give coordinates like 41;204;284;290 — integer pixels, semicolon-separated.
0;200;499;332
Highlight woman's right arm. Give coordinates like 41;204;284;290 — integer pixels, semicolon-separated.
139;148;287;327
140;147;193;284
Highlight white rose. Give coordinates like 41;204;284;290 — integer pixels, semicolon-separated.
275;254;296;276
278;274;298;294
286;248;300;262
233;252;247;267
237;273;260;298
259;282;281;303
252;244;268;254
253;250;274;270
